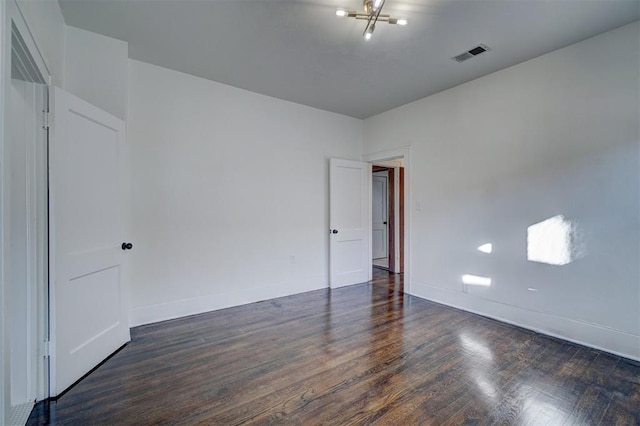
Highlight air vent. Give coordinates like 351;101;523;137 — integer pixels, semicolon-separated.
452;44;491;63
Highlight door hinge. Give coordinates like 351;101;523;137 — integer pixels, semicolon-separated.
42;340;51;358
43;110;51;130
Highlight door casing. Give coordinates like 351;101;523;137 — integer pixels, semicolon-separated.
0;1;51;423
364;147;411;292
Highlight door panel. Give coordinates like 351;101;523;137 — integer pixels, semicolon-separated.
50;87;130;396
61;112;120;252
59;267;120;353
329;158;371;288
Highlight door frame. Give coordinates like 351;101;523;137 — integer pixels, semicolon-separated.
364;147;411;293
0;0;51;422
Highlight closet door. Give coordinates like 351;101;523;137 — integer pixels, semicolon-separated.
50;87;130;396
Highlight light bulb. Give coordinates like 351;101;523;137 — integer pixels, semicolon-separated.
364;24;375;40
336;10;347;17
397;19;407;25
373;0;383;9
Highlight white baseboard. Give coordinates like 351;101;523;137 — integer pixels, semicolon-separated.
410;283;640;362
129;276;326;327
130;277;640;362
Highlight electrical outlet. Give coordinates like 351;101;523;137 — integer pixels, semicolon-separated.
462;283;469;294
290;255;296;264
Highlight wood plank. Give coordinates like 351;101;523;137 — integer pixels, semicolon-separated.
27;270;640;425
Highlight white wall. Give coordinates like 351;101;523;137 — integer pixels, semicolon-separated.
14;0;65;86
65;26;128;120
127;60;363;325
364;22;640;360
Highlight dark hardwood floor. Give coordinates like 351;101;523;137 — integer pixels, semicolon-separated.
28;269;639;425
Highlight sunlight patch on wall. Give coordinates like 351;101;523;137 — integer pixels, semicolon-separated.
527;215;585;266
477;243;493;254
462;274;492;286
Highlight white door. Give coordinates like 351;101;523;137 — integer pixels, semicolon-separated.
329;158;371;288
372;172;388;260
49;87;130;396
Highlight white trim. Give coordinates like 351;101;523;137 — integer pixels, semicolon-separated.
412;283;640;362
367;164;373;282
46;88;58;397
0;1;6;420
9;2;49;82
363;146;411;292
130;275;326;327
393;167;400;273
1;1;51;421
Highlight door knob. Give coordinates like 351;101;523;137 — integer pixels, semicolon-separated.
383;222;387;225
121;242;133;250
332;229;338;234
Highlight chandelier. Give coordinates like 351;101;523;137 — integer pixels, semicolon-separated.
336;0;407;40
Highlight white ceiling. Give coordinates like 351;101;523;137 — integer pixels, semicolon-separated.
58;0;640;119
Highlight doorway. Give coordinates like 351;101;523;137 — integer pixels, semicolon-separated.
371;159;405;275
1;2;51;424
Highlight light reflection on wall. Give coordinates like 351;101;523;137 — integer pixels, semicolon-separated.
477;243;493;254
462;274;492;286
527;215;585;266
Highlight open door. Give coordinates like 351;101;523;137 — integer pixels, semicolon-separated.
329;158;371;288
372;171;389;264
49;87;130;396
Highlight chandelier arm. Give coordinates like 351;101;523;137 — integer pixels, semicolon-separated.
371;1;386;27
362;0;386;37
363;15;374;37
355;14;391;20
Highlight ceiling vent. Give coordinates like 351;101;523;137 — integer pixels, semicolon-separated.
452;44;491;63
